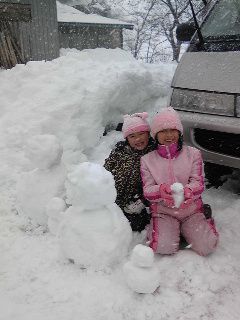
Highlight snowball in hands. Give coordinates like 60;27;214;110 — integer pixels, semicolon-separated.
171;182;184;208
58;162;132;269
16;135;66;226
123;244;160;294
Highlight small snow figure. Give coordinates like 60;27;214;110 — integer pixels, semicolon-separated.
123;244;160;294
16;135;66;226
171;182;184;208
58;162;132;270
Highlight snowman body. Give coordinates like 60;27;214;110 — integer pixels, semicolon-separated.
16;135;66;226
58;162;132;269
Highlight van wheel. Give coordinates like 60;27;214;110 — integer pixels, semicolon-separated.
204;162;233;188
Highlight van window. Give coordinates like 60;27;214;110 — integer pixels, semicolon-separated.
201;0;240;38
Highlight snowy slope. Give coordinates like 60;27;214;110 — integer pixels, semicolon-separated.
0;48;240;320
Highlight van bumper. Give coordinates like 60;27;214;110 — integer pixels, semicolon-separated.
177;111;240;169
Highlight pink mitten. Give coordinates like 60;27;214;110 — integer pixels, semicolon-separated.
179;198;193;210
179;187;194;209
184;187;193;200
160;183;174;207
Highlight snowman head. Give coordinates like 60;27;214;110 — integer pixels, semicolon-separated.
25;135;63;170
131;244;154;268
65;162;117;209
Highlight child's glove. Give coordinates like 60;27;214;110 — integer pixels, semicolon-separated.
184;187;193;200
179;198;193;210
160;183;174;207
124;199;145;214
179;187;194;209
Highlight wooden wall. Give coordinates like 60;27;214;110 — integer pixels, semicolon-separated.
58;24;123;51
0;0;59;62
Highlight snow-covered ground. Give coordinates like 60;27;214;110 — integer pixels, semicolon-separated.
0;48;240;320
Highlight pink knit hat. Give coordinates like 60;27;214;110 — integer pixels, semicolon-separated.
151;107;183;138
122;112;150;138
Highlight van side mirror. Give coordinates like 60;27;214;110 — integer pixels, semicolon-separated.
176;23;196;42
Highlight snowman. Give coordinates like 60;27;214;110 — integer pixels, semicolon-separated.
170;182;184;208
16;134;66;226
123;244;160;294
58;162;132;270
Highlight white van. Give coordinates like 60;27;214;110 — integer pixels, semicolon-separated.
171;0;240;169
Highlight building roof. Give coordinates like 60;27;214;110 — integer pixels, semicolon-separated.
57;1;133;29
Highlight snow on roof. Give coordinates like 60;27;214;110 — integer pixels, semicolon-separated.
57;1;133;28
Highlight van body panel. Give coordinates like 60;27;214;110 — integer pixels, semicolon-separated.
172;51;240;94
171;0;240;169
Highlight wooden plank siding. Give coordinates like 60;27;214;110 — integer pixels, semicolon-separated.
0;3;31;21
0;0;59;63
58;24;123;51
26;0;59;61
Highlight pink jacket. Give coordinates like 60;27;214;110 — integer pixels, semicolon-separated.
140;143;204;220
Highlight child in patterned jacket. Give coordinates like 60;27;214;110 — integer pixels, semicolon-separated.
140;107;219;256
104;112;156;232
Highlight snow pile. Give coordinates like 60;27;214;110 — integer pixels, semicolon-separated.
123;244;160;293
59;162;132;269
16;135;66;226
0;48;175;212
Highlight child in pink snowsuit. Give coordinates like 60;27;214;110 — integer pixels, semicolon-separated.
140;107;219;256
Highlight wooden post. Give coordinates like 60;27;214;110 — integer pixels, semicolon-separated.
0;32;11;68
0;20;24;68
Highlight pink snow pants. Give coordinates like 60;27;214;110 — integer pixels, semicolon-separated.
147;211;219;256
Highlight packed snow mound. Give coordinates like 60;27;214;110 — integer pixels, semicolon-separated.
0;47;175;217
59;162;132;269
0;48;175;171
65;162;116;208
